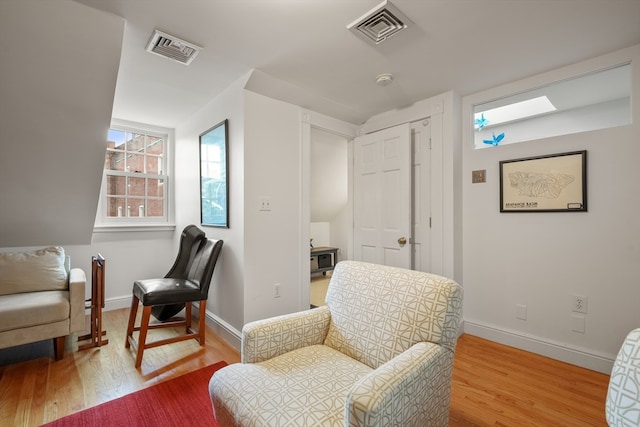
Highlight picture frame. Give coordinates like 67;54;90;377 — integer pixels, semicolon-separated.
199;119;229;227
499;150;587;213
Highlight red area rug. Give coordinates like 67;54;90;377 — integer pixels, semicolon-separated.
43;361;227;427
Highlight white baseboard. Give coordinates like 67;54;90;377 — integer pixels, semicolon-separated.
204;309;241;351
105;295;132;311
463;320;615;374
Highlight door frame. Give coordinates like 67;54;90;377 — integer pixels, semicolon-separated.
300;110;359;311
299;93;459;312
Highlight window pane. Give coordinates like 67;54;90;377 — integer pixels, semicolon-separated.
106;175;125;196
146;155;162;174
106;150;125;171
107;197;126;217
127;153;145;173
128;176;145;197
147;199;164;217
147;178;164;197
128;198;145;217
147;136;163;155
128;132;145;153
108;129;126;151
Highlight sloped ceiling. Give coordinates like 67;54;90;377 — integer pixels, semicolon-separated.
0;1;124;247
72;0;640;127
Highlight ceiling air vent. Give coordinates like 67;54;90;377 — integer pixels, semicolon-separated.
145;29;202;65
347;0;412;45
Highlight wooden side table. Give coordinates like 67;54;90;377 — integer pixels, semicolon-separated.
78;254;109;349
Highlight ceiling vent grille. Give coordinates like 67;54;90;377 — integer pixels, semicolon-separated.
347;0;412;45
145;29;202;65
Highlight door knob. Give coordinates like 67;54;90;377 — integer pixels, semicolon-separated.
397;237;407;245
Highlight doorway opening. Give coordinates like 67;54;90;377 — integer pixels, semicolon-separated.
309;127;349;307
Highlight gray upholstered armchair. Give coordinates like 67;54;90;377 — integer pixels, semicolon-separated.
0;246;85;360
209;260;463;427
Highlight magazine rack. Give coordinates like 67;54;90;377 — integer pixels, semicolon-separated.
78;254;109;349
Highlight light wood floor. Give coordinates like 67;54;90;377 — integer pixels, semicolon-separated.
0;309;610;426
310;273;331;307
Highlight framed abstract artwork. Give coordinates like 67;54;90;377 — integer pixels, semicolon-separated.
200;119;229;227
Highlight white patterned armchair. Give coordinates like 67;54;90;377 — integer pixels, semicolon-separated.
606;328;640;426
209;260;463;426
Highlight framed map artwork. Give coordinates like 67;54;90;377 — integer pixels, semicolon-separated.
499;150;587;213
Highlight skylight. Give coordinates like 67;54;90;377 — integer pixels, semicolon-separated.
474;96;556;129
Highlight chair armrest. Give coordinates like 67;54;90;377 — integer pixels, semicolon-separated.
242;306;331;364
346;342;454;427
68;267;86;333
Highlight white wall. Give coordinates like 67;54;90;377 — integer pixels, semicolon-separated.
310;223;330;247
174;73;249;338
243;91;305;323
310;128;348;222
462;45;640;373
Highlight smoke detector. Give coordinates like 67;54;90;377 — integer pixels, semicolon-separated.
347;0;412;45
145;29;202;65
376;73;394;86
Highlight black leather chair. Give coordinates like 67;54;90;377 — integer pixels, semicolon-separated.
125;225;223;368
152;224;206;321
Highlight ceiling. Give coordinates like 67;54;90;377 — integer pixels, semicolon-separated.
72;0;640;127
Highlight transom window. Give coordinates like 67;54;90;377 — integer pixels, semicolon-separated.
472;63;631;149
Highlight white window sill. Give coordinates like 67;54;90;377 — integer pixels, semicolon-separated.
93;224;176;233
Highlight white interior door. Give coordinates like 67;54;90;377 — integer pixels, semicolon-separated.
353;123;411;269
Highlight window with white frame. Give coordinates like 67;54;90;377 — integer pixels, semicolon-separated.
100;125;169;223
472;62;631;149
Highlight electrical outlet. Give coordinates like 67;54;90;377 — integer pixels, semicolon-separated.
516;304;527;320
259;197;272;211
572;295;587;314
273;283;281;298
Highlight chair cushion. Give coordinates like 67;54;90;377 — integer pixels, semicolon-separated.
0;290;70;332
0;247;68;296
210;344;373;426
133;278;201;306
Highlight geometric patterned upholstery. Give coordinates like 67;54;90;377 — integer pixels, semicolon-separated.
212;344;373;426
209;261;463;427
607;328;640;426
324;261;463;368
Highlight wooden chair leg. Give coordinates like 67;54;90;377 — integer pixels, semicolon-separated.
125;295;139;349
53;336;65;360
185;301;192;333
198;300;207;346
135;306;152;368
